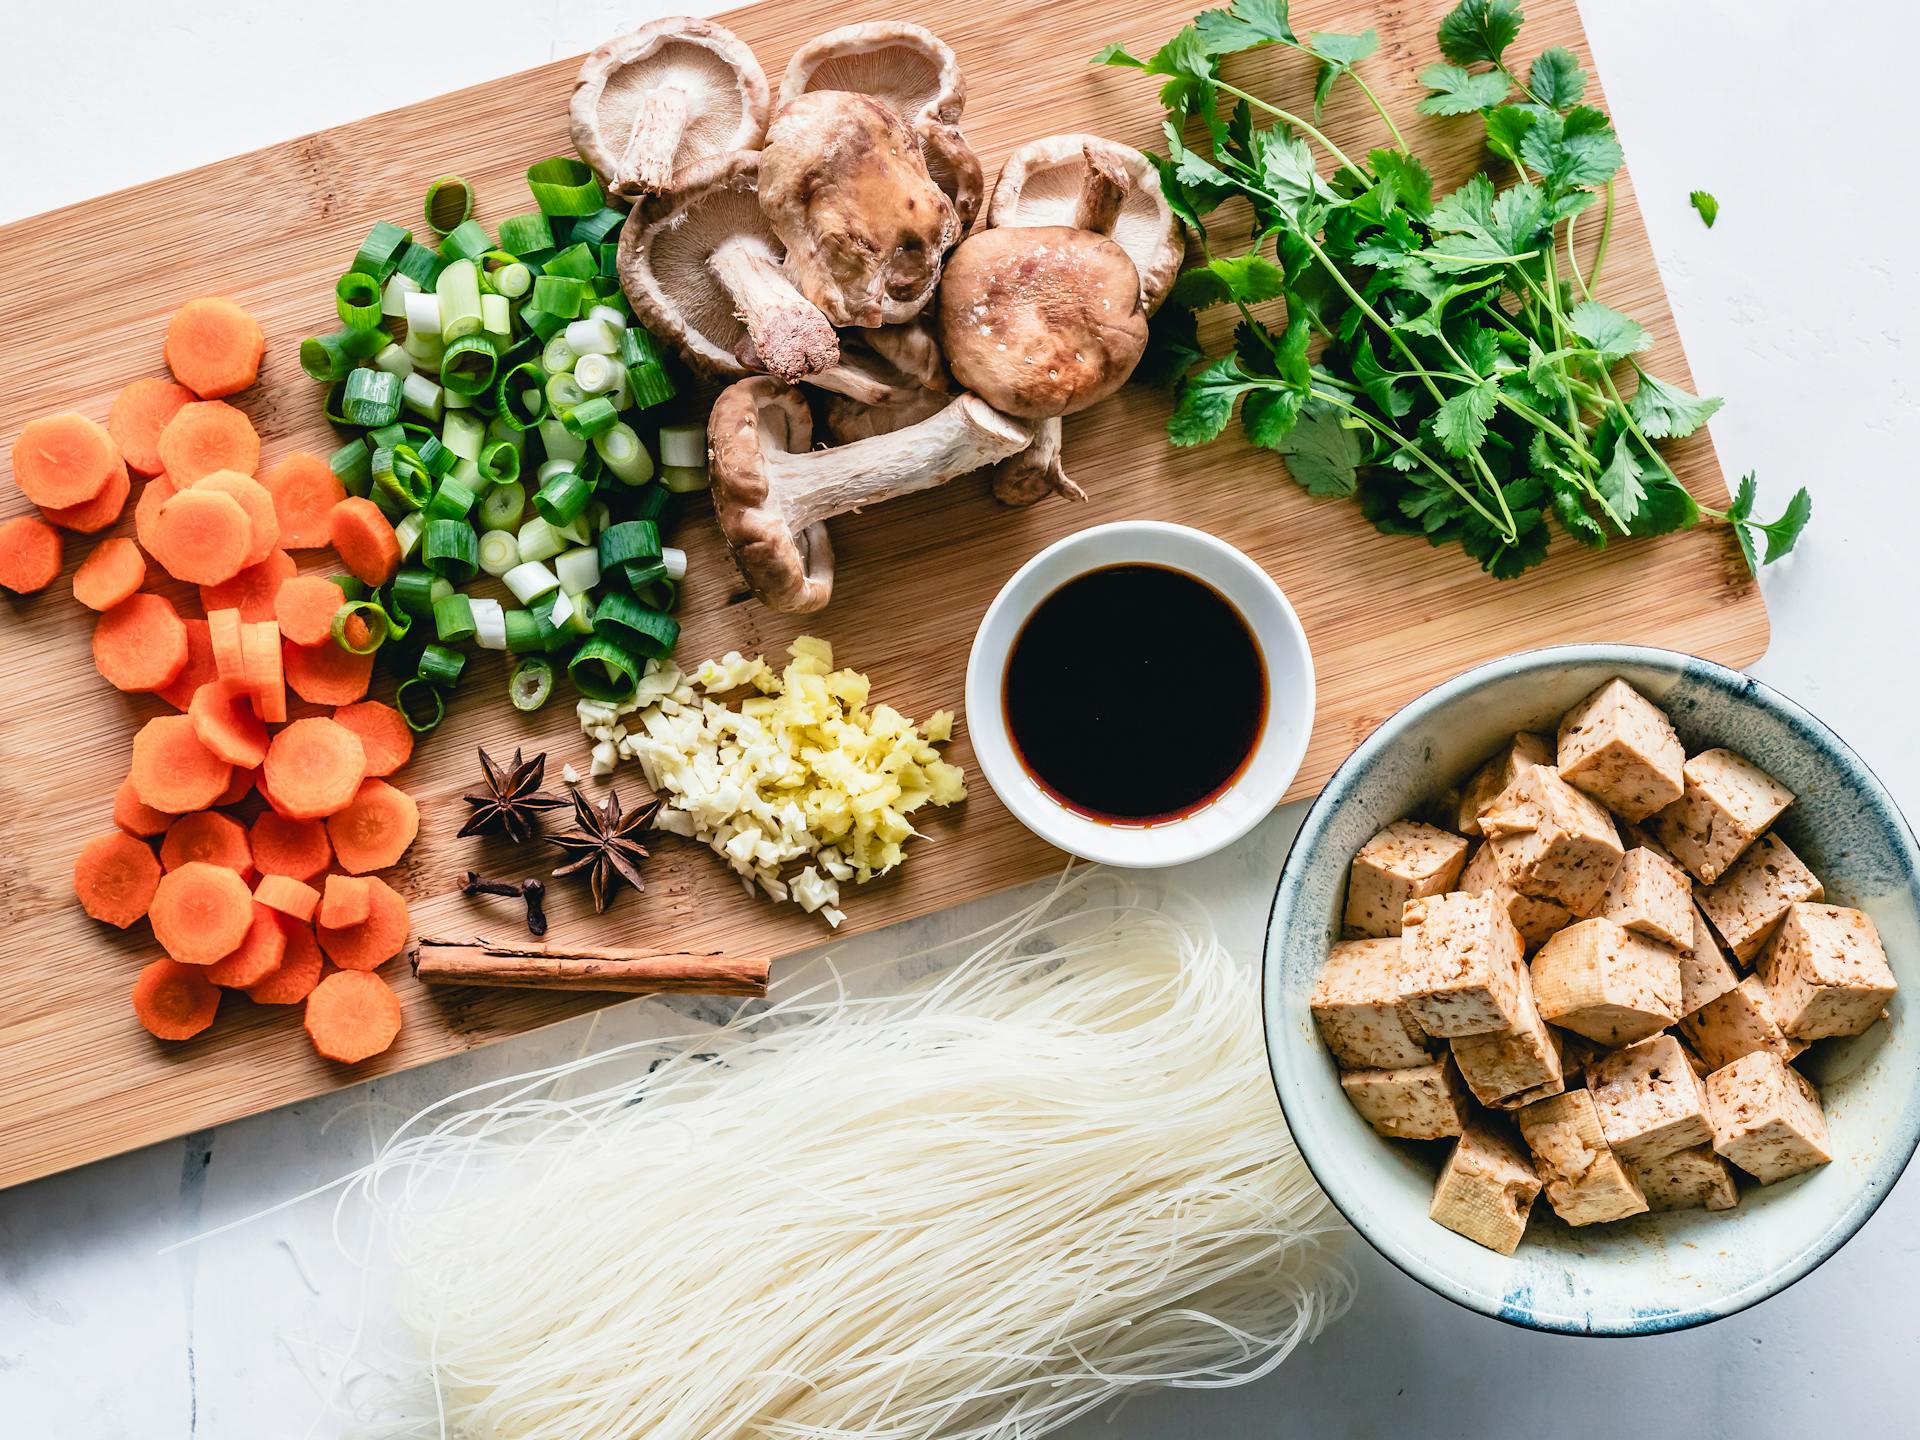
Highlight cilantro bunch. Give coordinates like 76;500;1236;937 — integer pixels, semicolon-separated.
1100;0;1808;577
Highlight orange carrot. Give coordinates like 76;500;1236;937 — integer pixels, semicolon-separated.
109;378;195;476
130;714;232;814
244;621;288;722
73;830;162;928
262;717;367;819
193;470;279;567
304;968;403;1062
283;635;373;707
160;809;253;879
133;474;179;556
249;811;331;882
114;777;173;837
203;905;288;987
72;537;146;611
331;700;412;776
93;592;189;693
165;297;265;399
155;400;259;486
319;873;372;929
199;546;294;621
0;515;63;594
208;606;245;680
215;764;257;808
11;413;119;509
188;678;270;768
260;452;346;550
254;872;322;923
149;860;253;964
246;922;324;1004
40;462;131;534
151;487;250;585
132;957;220;1041
328;497;400;587
273;574;347;647
315;874;410;972
327;779;419;874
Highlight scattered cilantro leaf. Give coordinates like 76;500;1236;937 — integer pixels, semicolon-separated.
1310;29;1378;63
1528;47;1586;109
1436;0;1523;68
1482;105;1536;165
1568;299;1651;358
1168;252;1288;308
1690;189;1719;228
1595;440;1647;527
1434;383;1499;457
1724;475;1811;570
1519;105;1622;192
1194;0;1295;55
1243;386;1306;447
1418;63;1511;116
1272;398;1364;496
1368;149;1435;218
1167;356;1260;445
1628;373;1722;438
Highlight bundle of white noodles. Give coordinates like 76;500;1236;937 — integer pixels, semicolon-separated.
347;873;1353;1439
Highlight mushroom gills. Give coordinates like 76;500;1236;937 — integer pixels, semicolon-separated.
706;235;840;383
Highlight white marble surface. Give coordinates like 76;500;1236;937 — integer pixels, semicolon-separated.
6;0;1920;1434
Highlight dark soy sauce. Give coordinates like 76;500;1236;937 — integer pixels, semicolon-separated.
1004;563;1266;825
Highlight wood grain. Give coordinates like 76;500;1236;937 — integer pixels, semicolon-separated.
0;0;1766;1191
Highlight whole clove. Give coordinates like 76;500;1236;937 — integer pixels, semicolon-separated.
461;871;549;936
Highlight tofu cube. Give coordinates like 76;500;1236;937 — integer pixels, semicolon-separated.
1648;749;1794;884
1400;892;1528;1037
1343;820;1470;938
1757;903;1899;1039
1458;841;1573;952
1705;1051;1833;1184
1311;938;1435;1070
1515;1089;1649;1226
1587;1034;1714;1164
1456;731;1554;836
1479;764;1625;915
1697;834;1825;964
1430;1119;1543;1254
1681;974;1792;1071
1678;904;1741;1018
1595;848;1695;950
1630;1145;1740;1212
1451;973;1564;1107
1339;1057;1473;1140
1556;678;1686;821
1529;917;1682;1045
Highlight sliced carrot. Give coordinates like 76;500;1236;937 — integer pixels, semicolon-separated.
316;874;410;973
262;717;366;819
274;574;347;647
132;958;220;1041
249;811;331;882
283;636;373;707
328;497;400;587
331;700;412;776
193;470;279;567
245;621;288;722
304;968;403;1062
208;606;245;680
199;546;294;621
319;873;372;929
151;487;249;585
110;378;196;476
40;463;131;534
260;452;346;550
188;679;270;769
73;831;162;928
215;764;257;808
114;777;173;837
160;809;253;879
133;474;179;555
149;860;253;964
327;779;419;874
203;905;288;987
247;923;324;1004
0;515;63;594
93;593;189;693
130;714;231;814
157;619;218;711
156;401;259;486
72;537;146;611
11;413;119;509
254;873;321;922
165;297;265;399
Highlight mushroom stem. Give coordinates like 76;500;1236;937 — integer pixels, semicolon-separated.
992;418;1085;506
1074;143;1134;233
706;236;840;383
617;85;690;193
773;395;1032;529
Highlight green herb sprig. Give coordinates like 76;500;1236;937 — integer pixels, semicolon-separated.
1100;0;1807;577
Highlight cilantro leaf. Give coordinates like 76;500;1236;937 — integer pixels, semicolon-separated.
1724;474;1812;570
1368;149;1434;218
1551;483;1608;547
1167;252;1288;308
1436;0;1523;67
1418;63;1511;116
1167;356;1259;445
1098;27;1219;120
1310;29;1378;63
1568;299;1651;359
1350;338;1412;416
1518;105;1622;191
1595;440;1646;527
1628;373;1723;439
1690;189;1719;228
1194;0;1295;55
1261;129;1339;222
1274;397;1365;496
1434;382;1499;457
1630;472;1701;538
1134;303;1206;391
1482;105;1536;166
1455;323;1501;377
1528;47;1586;109
1243;386;1306;447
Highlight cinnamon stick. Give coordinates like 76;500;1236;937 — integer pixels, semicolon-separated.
410;937;770;996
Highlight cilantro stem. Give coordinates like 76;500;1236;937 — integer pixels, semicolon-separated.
1347;71;1408;150
1598;366;1685;492
1211;80;1372;186
1589;179;1617;293
1309;387;1506;532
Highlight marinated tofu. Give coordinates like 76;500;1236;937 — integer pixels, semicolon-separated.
1697;834;1824;964
1343;819;1470;938
1648;749;1794;885
1677;904;1741;1018
1556;678;1686;821
1758;903;1899;1039
1631;1146;1740;1213
1515;1088;1649;1226
1451;973;1564;1107
1586;1034;1713;1164
1595;847;1694;950
1456;731;1554;837
1311;938;1436;1070
1680;975;1792;1071
1705;1051;1833;1184
1530;917;1681;1046
1430;1119;1543;1255
1457;841;1574;952
1400;892;1529;1038
1479;764;1625;915
1340;1057;1474;1140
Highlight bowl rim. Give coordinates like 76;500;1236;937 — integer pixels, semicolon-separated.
1261;641;1920;1336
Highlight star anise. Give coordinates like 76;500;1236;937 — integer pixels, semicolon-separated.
459;747;568;845
550;786;659;912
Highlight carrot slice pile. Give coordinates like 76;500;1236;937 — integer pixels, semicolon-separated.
93;593;189;694
165;297;265;399
304;968;403;1063
249;811;331;881
151;487;250;585
156;401;260;486
319;873;372;929
327;779;419;874
72;537;146;611
11;413;121;510
110;378;195;476
159;810;253;878
215;765;257;807
133;474;179;555
40;464;131;534
188;679;270;768
284;634;373;706
203;906;288;988
328;497;400;587
73;831;162;928
331;700;412;776
254;873;322;922
0;515;64;594
130;714;231;814
149;860;253;964
274;575;347;647
260;452;346;550
193;471;280;567
262;717;366;819
315;874;410;972
114;778;173;837
244;621;287;722
132;958;220;1041
247;923;325;1005
208;606;245;679
199;547;294;622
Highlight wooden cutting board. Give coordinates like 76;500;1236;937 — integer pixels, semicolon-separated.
0;0;1766;1190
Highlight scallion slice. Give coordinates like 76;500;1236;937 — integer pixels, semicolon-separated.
542;242;599;281
638;577;680;613
299;326;385;381
493;261;533;299
569;207;626;249
353;220;413;281
531;274;587;319
498;210;555;256
560;395;618;440
593;591;680;658
343;369;404;426
592;422;653;485
600;520;662;572
619;327;676;409
436;258;483;342
494;362;548;430
631;487;669;526
535;470;595;527
516;514;566;563
332;600;392;654
394;240;446;289
520;305;569;342
440;410;486;463
480;292;512;340
335;271;384;329
426;478;477;522
423;518;479;584
433;592;477;644
391;676;443;732
564;317;619;357
503;559;560;605
391;568;438;620
477;528;521;577
441;333;500;396
508;656;555;710
568;636;640;702
469;596;508;651
329;438;373;497
479;479;527;531
478;438;521;486
372;342;413;381
555;544;601;594
527;156;604;215
371;445;432;511
439;218;494;263
662;545;688;582
621;557;668;590
657;423;706;469
503;607;543;653
573;352;618;395
423;175;473;235
402;372;444;422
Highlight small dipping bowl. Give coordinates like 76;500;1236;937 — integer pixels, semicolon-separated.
965;521;1314;868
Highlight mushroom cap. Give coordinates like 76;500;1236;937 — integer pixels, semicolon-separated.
571;18;770;197
987;135;1183;315
707;378;835;613
918;122;985;235
938;226;1148;421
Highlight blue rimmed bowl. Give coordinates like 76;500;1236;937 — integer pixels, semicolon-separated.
1262;645;1920;1335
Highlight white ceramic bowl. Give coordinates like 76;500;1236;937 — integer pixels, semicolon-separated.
1264;645;1920;1334
965;521;1314;868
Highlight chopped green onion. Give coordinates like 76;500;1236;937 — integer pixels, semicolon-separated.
600;520;663;572
568;636;640;702
657;423;706;469
322;380;353;427
598;242;621;277
395;676;446;731
299;326;384;381
480;293;512;340
372;342;413;380
509;656;556;710
621;557;668;590
402;288;443;338
498;210;555;256
394;511;426;559
620;328;676;409
423;518;479;584
391;568;438;619
418;644;467;687
368;422;407;451
542;334;577;374
493;261;533;299
593;422;654;485
479;479;527;531
332;600;391;654
503;607;543;652
538;417;588;465
560;395;618;440
631;487;669;525
330;438;373;497
335;271;384;329
565;317;618;356
494;362;548;430
441;333;500;396
527;156;604;215
555;544;601;594
660;465;708;493
503;559;560;604
343;369;404;426
573;352;618;394
478;439;521;486
394;241;446;289
542;242;598;281
477;528;520;576
423;175;473;235
402;372;444;422
413;430;455;475
516;514;567;563
638;577;680;612
545;372;587;414
593;591;680;657
569;208;626;249
436;258;483;342
531;274;587;319
433;592;476;643
662;546;688;582
330;575;368;602
372;445;432;510
353;220;413;281
381;272;421;317
426;478;477;522
439;218;494;263
470;596;508;650
520;305;569;342
403;329;445;372
440;410;486;462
